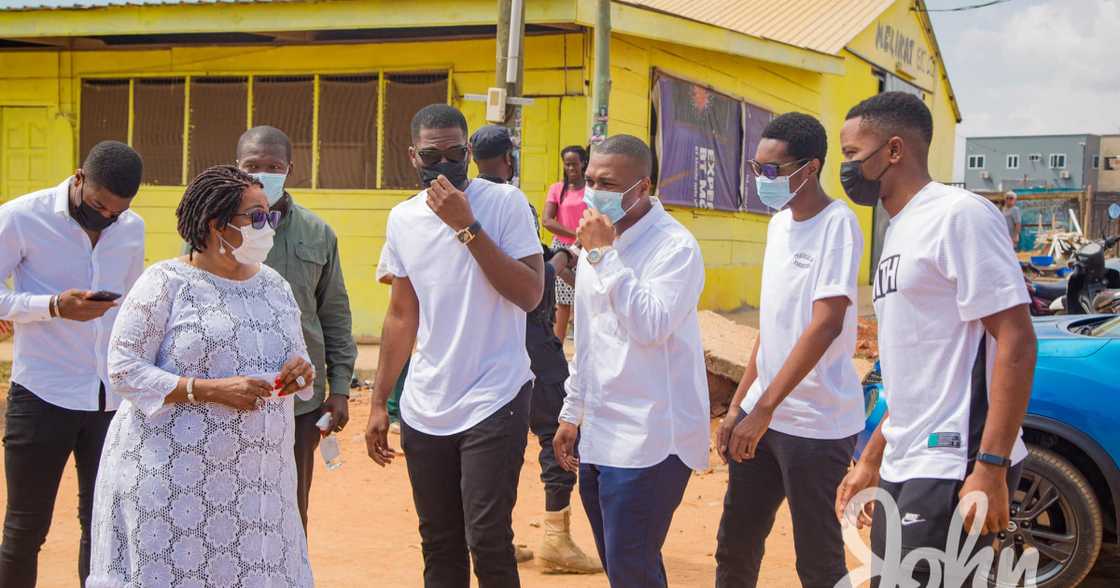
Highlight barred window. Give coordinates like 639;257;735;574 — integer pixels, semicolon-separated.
77;71;447;189
79;79;129;160
382;73;450;190
188;77;247;178
253;76;314;189
132;78;185;186
318;75;378;189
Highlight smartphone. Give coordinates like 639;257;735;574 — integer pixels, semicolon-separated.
87;290;122;302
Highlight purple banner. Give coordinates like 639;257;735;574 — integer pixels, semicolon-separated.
741;103;775;214
654;75;743;211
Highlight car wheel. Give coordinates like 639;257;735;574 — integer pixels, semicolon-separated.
992;446;1102;587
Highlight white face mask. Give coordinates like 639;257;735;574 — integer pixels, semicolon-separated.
755;161;811;211
219;224;275;265
251;172;288;206
583;180;644;223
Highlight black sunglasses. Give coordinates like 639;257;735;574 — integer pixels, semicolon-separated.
748;158;810;180
415;145;469;166
233;210;281;230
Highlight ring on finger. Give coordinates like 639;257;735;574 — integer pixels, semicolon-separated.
296;375;307;388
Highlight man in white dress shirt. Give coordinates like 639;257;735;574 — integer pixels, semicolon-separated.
0;141;146;588
553;134;709;587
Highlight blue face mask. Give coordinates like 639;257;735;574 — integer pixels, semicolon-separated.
252;172;288;206
754;161;810;210
583;179;643;223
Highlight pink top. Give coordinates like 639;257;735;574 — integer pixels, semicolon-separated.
546;181;587;245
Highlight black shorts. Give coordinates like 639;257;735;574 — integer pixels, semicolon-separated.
869;463;1022;587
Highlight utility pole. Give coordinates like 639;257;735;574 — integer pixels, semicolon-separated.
590;0;611;146
495;0;525;184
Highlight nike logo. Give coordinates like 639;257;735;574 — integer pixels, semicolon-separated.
901;513;926;526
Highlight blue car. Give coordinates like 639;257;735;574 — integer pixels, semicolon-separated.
859;314;1120;587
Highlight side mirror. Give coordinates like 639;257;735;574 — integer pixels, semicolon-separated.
1109;203;1120;220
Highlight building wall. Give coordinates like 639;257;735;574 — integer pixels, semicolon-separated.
0;34;587;339
607;0;958;303
1099;135;1120;194
830;0;960;278
605;32;830;311
964;135;1101;192
0;2;959;336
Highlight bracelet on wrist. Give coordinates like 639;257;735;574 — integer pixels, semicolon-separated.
186;377;197;403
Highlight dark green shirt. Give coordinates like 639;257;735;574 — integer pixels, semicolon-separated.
268;199;357;415
184;196;357;415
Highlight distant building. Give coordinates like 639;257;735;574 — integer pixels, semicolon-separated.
963;134;1101;193
1099;135;1120;196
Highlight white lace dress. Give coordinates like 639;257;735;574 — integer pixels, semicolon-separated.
88;259;315;588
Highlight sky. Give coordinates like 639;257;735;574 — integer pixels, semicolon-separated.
926;0;1120;179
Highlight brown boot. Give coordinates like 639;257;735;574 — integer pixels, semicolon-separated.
538;507;603;574
515;544;534;564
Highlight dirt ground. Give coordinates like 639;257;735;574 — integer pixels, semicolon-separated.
3;382;1120;587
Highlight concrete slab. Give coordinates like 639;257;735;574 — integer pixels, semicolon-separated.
697;310;874;417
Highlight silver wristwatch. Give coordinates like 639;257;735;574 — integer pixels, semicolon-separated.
586;246;613;265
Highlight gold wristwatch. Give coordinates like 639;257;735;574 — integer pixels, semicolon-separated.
457;221;482;245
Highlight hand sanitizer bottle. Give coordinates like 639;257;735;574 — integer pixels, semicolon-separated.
316;412;342;471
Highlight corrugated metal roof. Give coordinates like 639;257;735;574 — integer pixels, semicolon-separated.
619;0;894;55
0;0;280;10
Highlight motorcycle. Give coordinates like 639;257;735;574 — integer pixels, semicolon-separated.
1048;203;1120;315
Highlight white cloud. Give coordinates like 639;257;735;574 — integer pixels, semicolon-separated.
930;0;1120;179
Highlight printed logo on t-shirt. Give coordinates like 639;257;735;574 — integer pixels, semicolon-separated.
900;512;927;526
927;432;962;449
792;252;814;269
873;254;901;302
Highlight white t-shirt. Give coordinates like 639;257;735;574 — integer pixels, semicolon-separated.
377;178;541;436
873;182;1030;483
740;200;866;439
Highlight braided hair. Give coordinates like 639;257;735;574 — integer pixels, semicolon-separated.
558;145;590;202
177;165;262;255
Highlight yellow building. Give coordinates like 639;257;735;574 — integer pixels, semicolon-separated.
0;0;959;339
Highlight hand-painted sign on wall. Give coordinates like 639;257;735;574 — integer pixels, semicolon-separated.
848;1;939;92
874;22;935;80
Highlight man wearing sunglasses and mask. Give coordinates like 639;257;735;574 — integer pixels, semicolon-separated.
834;92;1036;587
551;135;708;587
367;104;544;587
188;126;358;534
714;113;865;588
0;140;145;588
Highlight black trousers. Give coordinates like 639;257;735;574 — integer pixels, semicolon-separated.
401;381;532;588
715;417;857;588
0;382;114;588
529;377;576;512
292;407;324;532
870;462;1023;587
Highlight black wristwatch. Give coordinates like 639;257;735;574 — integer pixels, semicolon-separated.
977;452;1012;468
456;221;482;245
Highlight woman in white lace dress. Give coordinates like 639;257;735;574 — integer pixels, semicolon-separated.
88;166;316;587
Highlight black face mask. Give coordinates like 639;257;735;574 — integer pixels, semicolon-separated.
71;184;118;231
840;142;891;208
418;160;470;190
